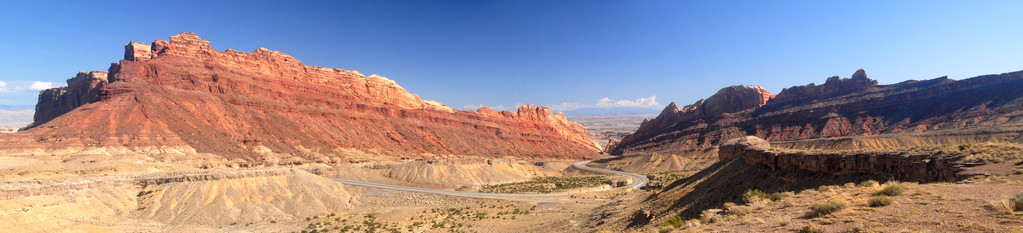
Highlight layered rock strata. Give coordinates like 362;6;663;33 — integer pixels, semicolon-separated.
1;33;599;162
609;69;1023;154
719;136;963;181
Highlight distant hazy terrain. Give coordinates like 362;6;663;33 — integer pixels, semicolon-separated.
0;109;32;127
566;114;655;149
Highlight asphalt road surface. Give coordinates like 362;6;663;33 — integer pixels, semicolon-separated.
328;159;648;200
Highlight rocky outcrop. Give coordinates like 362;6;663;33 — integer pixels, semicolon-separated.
32;71;108;125
1;33;599;162
702;85;776;117
769;69;877;104
609;69;1023;155
606;85;775;154
719;136;963;181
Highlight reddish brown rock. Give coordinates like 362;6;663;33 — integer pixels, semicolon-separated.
1;33;599;162
609;69;1023;155
701;85;775;117
33;71;108;124
719;136;963;182
606;85;775;154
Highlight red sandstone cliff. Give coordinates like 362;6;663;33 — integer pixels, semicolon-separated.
1;33;599;162
609;69;1023;155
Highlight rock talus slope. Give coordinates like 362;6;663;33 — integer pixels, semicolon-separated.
609;69;1023;154
0;33;599;162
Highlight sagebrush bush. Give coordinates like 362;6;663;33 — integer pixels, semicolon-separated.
810;200;847;216
857;180;879;188
743;189;771;203
770;192;790;201
816;185;840;192
868;196;894;207
662;215;684;229
876;183;907;196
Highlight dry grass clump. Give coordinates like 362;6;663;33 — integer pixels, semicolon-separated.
987;200;1017;215
743;189;771;204
952;143;1023;163
868;196;894;207
816;185;841;192
809;199;847;217
798;224;825;233
770;192;790;201
857;180;879;188
875;182;907;196
985;193;1023;215
986;176;1009;184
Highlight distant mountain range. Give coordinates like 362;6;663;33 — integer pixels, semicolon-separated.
559;107;660;116
608;69;1023;155
0;109;33;127
0;104;33;111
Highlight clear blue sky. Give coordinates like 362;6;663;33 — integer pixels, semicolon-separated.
1;1;1022;113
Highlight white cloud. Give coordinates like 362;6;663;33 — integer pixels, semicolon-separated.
547;102;586;111
0;81;7;92
462;104;515;111
29;81;54;91
595;96;661;108
548;96;662;112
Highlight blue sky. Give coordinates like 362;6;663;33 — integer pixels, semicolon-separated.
1;1;1022;114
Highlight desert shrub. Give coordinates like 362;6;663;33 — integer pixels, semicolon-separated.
986;176;1009;184
699;209;721;224
743;189;771;203
770;192;790;201
662;215;684;229
876;183;907;196
1013;193;1023;212
722;202;737;209
857;180;879;188
868;196;894;207
810;200;847;216
959;144;973;151
727;205;754;216
799;224;825;233
816;185;840;192
987;200;1016;215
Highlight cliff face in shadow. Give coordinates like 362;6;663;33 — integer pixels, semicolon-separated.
609;69;1023;155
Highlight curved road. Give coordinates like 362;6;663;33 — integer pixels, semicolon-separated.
328;160;648;200
571;160;649;189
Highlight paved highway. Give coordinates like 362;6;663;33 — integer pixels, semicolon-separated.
570;160;649;189
328;159;648;200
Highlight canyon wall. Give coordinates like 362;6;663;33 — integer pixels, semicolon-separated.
1;33;599;162
609;69;1023;155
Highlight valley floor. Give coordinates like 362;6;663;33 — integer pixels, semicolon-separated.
3;139;1023;232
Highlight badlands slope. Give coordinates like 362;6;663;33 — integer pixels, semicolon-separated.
608;69;1023;155
1;33;599;164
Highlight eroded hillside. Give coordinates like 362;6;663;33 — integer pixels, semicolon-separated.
608;69;1023;155
0;33;599;164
